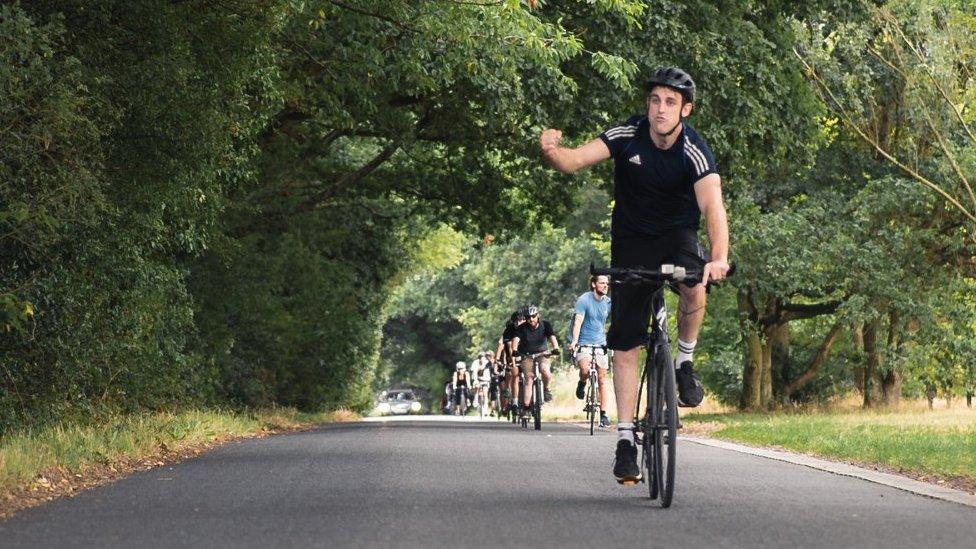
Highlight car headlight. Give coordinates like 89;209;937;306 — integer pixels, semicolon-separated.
377;403;391;414
410;402;421;412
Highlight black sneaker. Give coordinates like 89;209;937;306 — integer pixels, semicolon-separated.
612;440;642;483
599;414;611;428
543;389;553;402
676;360;704;407
575;380;586;400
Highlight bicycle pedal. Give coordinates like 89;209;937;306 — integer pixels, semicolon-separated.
618;478;640;486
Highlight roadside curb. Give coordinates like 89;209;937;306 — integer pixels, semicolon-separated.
681;435;976;508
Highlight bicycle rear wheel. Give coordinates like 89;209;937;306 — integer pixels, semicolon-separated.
653;351;677;507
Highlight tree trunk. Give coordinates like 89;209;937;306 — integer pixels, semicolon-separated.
863;319;880;408
966;390;972;408
761;335;774;408
739;290;763;410
881;310;902;407
784;321;844;398
852;322;865;394
881;369;902;407
770;320;790;401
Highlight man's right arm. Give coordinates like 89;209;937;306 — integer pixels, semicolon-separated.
569;313;584;352
539;130;611;174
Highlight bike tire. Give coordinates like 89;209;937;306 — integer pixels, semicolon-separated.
494;388;502;421
514;378;523;425
645;355;659;500
533;378;542;431
653;351;677;508
587;378;597;436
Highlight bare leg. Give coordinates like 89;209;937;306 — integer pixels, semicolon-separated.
612;347;640;423
677;284;707;342
597;366;608;411
508;365;518;405
578;357;591;381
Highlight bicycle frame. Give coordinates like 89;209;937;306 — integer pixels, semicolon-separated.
575;345;608;435
591;262;727;507
518;351;549;430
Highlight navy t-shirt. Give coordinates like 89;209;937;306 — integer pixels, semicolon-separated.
501;321;518;343
599;116;718;238
515;320;555;355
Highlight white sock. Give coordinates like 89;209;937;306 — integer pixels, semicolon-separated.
617;422;635;445
675;338;697;367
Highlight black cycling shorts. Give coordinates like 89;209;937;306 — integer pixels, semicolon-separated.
606;229;707;351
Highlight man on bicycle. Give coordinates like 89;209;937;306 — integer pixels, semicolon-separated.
539;67;730;483
568;274;612;428
494;310;525;413
510;305;560;416
452;361;471;415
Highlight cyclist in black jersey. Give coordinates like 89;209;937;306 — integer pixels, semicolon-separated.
539;68;730;484
452;361;470;415
510;305;560;413
494;310;525;412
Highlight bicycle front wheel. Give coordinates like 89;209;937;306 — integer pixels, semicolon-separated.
587;377;597;436
653;352;678;508
644;356;659;501
533;378;542;431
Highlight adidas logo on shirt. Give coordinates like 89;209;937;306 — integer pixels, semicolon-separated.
628;154;641;165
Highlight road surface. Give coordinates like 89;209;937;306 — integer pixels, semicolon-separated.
1;418;974;548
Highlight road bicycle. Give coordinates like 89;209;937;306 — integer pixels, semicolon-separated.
491;371;504;419
518;349;559;431
575;344;609;436
591;262;732;508
473;379;489;418
452;384;469;416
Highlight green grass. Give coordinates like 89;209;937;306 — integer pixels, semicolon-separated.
685;409;976;480
0;408;353;491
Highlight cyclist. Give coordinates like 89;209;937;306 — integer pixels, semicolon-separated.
568;274;612;428
452;361;470;415
539;67;730;483
510;304;560;417
474;353;493;415
494;310;525;413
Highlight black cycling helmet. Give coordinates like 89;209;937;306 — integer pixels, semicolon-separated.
523;304;539;317
644;67;696;104
511;310;525;322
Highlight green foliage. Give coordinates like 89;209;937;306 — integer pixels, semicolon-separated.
1;1;284;430
4;0;976;434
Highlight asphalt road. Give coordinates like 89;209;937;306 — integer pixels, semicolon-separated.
2;417;974;548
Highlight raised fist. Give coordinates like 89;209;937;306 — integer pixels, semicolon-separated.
539;128;563;153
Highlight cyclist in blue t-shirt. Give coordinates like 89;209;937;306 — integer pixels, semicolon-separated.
568;275;612;428
539;68;730;484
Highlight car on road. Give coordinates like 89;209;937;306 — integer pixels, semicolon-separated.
374;389;423;416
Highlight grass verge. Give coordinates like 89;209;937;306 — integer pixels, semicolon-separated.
684;408;976;494
0;407;358;518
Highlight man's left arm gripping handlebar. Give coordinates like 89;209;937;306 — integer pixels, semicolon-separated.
694;173;730;284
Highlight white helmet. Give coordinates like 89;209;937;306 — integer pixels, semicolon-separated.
455;361;466;371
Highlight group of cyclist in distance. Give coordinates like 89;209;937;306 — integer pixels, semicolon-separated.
449;67;731;485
